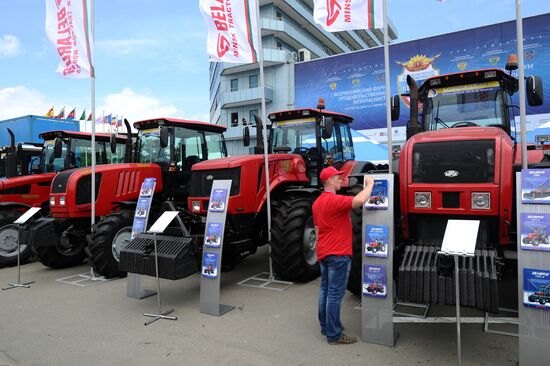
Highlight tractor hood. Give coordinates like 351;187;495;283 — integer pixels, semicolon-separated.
191;154;304;171
408;126;510;144
0;173;56;191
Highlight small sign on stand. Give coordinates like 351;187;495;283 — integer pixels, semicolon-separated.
439;219;479;366
2;207;41;291
127;178;157;299
200;180;235;316
143;210;180;326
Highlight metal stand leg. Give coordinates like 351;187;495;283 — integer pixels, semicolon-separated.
143;233;176;325
454;255;462;366
2;224;34;291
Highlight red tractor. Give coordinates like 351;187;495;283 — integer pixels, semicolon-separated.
365;282;384;294
0;130;127;267
522;227;549;246
366;240;386;253
367;195;386;205
188;103;393;280
23;118;227;275
371;60;545;310
528;285;550;305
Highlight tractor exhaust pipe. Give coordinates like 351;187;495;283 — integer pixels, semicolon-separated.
253;113;264;155
123;119;133;163
7;128;15;149
406;75;421;140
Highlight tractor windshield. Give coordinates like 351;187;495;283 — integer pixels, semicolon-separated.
271;119;319;155
42;139;69;173
137;128;170;164
423;81;507;131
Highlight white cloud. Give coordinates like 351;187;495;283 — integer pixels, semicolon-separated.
0;86;50;120
98;88;181;121
0;35;22;58
96;38;159;55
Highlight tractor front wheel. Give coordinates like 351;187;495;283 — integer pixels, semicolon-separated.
87;211;133;278
271;197;320;282
34;225;87;269
0;211;33;267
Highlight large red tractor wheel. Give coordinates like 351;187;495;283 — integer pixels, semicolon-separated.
87;210;133;278
346;185;363;295
271;197;320;282
0;211;33;267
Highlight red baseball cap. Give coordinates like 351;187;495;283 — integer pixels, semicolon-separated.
320;166;345;182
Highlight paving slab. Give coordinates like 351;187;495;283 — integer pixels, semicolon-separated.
0;247;517;366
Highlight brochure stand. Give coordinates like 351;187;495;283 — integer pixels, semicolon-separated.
143;211;180;326
361;174;396;346
517;170;550;364
127;178;157;299
2;207;41;291
200;180;235;316
438;219;479;366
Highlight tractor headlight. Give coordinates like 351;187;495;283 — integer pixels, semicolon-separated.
415;192;431;208
50;196;55;206
59;196;66;206
191;200;201;213
472;192;490;210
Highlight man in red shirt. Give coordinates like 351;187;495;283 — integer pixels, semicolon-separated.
312;166;374;344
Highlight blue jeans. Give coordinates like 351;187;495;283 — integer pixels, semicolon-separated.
318;255;351;341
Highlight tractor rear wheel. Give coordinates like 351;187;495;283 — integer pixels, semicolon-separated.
0;211;33;267
271;197;320;282
346;185;363;295
88;211;133;278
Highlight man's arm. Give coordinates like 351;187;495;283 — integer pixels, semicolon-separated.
351;176;375;209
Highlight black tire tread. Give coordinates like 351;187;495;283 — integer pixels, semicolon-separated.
270;197;320;282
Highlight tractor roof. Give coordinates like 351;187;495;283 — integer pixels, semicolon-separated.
268;109;353;124
419;68;518;95
133;117;226;134
39;130;128;142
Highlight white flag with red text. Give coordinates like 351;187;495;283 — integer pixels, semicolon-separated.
313;0;383;32
199;0;259;63
45;0;95;78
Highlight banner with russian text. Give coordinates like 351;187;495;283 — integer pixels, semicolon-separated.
313;0;383;32
45;0;95;78
199;0;259;63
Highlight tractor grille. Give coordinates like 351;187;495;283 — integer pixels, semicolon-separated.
412;140;495;183
51;168;79;193
75;173;102;205
189;167;241;197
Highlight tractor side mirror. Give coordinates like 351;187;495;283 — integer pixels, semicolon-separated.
159;127;169;148
391;95;400;121
321;116;334;139
110;134;117;154
243;126;250;147
526;76;543;107
54;138;63;158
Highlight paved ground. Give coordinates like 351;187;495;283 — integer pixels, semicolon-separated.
0;247;517;366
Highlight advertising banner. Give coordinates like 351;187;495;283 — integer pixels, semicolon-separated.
364;224;388;258
520;213;550;251
365;179;388;210
295;14;550;140
362;264;387;298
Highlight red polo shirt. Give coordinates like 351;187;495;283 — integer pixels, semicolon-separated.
312;191;354;261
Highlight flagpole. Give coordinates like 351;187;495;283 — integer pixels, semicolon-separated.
516;0;527;169
254;1;275;280
90;0;97;260
383;0;392;173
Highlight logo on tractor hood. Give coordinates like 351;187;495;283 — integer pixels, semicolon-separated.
206;175;214;180
444;170;459;177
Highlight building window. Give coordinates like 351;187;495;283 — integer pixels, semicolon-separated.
276;41;282;50
276;11;282;20
231;112;238;127
249;109;258;125
249;74;258;88
230;78;238;92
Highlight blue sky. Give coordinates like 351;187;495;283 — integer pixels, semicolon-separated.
0;0;549;125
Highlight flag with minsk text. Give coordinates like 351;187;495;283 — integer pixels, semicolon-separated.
199;0;260;63
313;0;383;32
45;0;95;78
